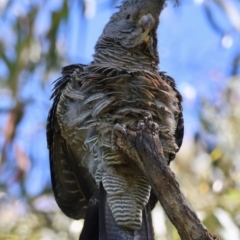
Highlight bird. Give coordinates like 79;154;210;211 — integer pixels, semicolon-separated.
46;0;184;239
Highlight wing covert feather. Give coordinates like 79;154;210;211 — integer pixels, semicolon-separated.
159;71;184;160
47;64;96;219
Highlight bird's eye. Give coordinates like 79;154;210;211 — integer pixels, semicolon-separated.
126;14;130;20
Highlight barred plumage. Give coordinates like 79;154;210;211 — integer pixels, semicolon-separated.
47;0;183;239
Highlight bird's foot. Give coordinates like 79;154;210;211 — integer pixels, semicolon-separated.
112;124;127;150
137;115;159;135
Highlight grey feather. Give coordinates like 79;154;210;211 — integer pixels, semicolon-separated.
47;0;183;238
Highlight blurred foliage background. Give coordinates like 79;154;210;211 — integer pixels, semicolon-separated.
0;0;240;239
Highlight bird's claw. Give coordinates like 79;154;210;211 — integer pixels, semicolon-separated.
112;124;127;150
138;114;159;134
114;123;127;135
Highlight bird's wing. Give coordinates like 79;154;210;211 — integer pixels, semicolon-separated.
159;72;184;159
47;64;97;219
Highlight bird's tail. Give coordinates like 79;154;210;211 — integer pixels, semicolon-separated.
80;183;155;240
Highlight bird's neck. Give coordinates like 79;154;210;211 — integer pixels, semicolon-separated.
93;36;159;73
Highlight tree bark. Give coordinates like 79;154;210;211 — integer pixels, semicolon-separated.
114;124;220;240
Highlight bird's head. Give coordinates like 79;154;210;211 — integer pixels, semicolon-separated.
100;0;167;49
95;0;179;65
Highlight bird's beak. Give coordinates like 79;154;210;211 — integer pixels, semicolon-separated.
138;13;155;43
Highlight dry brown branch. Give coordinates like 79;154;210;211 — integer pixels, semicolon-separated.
114;123;220;240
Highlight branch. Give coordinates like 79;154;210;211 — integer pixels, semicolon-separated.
114;124;220;240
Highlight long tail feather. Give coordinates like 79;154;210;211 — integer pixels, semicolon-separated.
79;190;99;240
80;183;155;240
100;183;155;240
